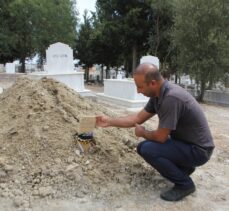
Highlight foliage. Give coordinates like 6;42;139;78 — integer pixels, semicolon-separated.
148;0;175;75
90;9;124;78
0;0;77;72
172;0;229;101
95;0;154;75
35;0;77;63
0;0;21;63
75;11;94;81
221;73;229;88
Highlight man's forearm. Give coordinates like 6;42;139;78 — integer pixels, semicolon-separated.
141;130;162;143
135;124;169;143
108;115;137;128
143;129;169;143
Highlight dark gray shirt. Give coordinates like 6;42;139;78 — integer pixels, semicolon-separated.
144;80;214;148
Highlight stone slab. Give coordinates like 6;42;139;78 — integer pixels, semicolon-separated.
5;63;15;74
96;93;148;109
28;72;92;97
104;79;148;101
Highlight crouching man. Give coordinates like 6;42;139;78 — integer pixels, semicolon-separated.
96;63;214;201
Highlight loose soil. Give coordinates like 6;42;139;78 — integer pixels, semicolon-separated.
0;77;228;211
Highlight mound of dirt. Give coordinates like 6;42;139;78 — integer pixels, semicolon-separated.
0;77;158;209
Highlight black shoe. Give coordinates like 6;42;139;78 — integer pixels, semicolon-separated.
160;185;196;201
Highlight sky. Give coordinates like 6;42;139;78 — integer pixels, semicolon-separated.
77;0;96;21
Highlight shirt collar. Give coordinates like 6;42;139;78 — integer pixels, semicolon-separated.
158;80;169;105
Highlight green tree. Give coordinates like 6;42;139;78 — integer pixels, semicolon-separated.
75;10;94;81
35;0;77;64
95;0;153;75
148;0;175;76
7;0;39;72
75;9;123;83
0;0;77;72
172;0;229;101
89;10;123;81
0;0;17;63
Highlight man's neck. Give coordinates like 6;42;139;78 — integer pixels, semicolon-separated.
156;78;165;97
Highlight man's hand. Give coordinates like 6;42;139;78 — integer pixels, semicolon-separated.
96;116;110;127
135;123;145;138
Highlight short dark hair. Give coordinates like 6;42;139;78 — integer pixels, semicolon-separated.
134;63;162;84
144;68;162;84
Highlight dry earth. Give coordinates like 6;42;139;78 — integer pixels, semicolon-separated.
0;78;228;211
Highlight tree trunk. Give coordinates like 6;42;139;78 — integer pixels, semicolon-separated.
39;55;44;65
175;74;178;84
38;55;44;71
197;79;206;102
155;13;160;55
207;78;213;90
20;57;26;73
85;66;89;82
124;58;130;78
106;65;110;79
132;44;137;74
101;64;104;85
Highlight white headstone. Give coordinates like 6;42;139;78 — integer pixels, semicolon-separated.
0;64;4;72
5;63;15;73
0;87;3;94
140;55;160;69
43;64;48;72
117;71;122;79
181;75;191;85
45;42;74;74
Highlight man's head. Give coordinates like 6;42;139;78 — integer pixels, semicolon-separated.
133;63;164;97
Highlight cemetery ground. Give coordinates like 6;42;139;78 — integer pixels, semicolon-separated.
0;78;228;211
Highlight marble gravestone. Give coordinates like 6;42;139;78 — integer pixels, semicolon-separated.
97;78;149;111
116;71;123;79
44;42;74;74
97;55;161;110
140;55;159;69
5;63;15;74
0;64;4;73
0;86;3;94
29;42;91;96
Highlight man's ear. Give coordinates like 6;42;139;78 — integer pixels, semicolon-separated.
150;80;156;86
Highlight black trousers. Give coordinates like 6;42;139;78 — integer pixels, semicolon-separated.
137;138;213;189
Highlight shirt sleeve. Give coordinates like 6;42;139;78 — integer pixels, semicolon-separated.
158;96;182;130
144;98;156;114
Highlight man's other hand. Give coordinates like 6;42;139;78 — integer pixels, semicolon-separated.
135;123;145;138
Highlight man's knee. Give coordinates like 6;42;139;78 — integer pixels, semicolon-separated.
137;141;146;155
137;140;159;158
